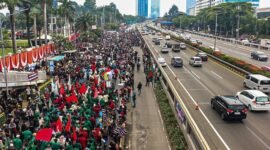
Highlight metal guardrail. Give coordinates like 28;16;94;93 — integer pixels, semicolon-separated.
138;28;211;150
185;30;270;50
149;25;251;77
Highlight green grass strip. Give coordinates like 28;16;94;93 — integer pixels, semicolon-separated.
154;81;188;150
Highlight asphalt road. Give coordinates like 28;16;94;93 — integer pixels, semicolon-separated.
182;31;270;67
142;32;270;150
127;47;170;150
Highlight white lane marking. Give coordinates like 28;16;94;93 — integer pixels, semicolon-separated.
166;65;230;150
190;71;200;79
246;126;270;149
211;71;223;79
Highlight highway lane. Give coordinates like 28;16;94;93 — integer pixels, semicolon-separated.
183;31;270;67
143;33;270;150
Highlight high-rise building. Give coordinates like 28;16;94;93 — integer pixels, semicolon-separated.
223;0;259;7
195;0;260;15
151;0;160;19
186;0;196;16
137;0;148;17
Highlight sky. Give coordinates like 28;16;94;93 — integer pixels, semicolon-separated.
0;0;269;15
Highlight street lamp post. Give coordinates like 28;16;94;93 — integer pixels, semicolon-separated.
236;4;241;41
214;7;221;51
0;8;29;98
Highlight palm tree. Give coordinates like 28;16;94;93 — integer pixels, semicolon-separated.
18;0;32;46
30;5;41;46
75;13;95;32
0;0;24;53
58;0;76;36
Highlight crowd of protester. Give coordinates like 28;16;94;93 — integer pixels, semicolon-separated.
0;28;142;150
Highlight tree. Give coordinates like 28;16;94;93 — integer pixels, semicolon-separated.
84;0;96;12
0;0;25;53
18;0;32;46
75;13;95;32
168;5;179;17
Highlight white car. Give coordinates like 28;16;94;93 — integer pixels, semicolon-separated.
161;45;170;53
189;56;202;67
158;57;167;67
236;90;270;111
157;37;163;40
209;46;220;52
165;35;171;40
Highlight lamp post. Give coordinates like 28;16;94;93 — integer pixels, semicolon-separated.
0;8;29;98
214;7;222;51
178;12;185;32
236;4;241;40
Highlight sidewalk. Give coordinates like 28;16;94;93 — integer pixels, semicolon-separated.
126;47;170;150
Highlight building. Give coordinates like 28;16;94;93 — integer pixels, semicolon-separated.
195;0;260;15
223;0;259;8
136;0;148;17
186;0;196;16
256;7;270;19
151;0;160;19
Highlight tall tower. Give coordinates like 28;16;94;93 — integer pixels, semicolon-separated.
151;0;160;19
137;0;148;17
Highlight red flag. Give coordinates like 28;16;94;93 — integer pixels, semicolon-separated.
72;126;77;142
65;115;71;132
56;118;63;132
35;128;53;142
60;84;65;95
79;83;87;94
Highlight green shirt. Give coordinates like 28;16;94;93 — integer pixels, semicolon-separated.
22;130;32;141
50;142;61;150
13;138;22;150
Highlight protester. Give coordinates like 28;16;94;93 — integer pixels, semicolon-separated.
0;28;142;149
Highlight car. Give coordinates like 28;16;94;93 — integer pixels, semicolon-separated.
152;37;157;42
157;32;162;36
158;57;166;67
244;74;270;93
209;46;220;52
161;45;170;53
165;35;171;40
166;42;172;48
251;51;268;61
242;39;250;45
179;43;186;50
171;57;183;67
172;43;181;52
154;39;160;45
151;32;156;35
196;39;203;45
157;37;163;40
189;57;202;67
236;90;270;111
211;95;247;121
196;52;208;61
261;66;270;71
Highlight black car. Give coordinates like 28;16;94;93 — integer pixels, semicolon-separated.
196;52;208;61
251;51;268;61
154;40;160;45
166;42;172;48
211;96;247;121
171;57;183;67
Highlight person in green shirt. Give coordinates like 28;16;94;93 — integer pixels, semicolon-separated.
22;130;32;142
73;142;82;150
13;135;22;150
50;138;61;150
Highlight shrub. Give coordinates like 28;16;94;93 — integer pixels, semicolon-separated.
154;82;188;150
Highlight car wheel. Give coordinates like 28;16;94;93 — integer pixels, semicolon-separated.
211;102;215;109
221;113;226;120
248;105;253;111
243;82;247;88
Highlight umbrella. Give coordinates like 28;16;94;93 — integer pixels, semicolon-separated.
35;128;53;142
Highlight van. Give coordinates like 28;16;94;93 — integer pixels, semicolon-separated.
172;43;181;52
165;35;171;40
243;74;270;93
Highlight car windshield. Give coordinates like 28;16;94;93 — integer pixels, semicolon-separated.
228;105;245;110
261;80;270;85
175;58;182;61
174;44;180;48
256;97;269;102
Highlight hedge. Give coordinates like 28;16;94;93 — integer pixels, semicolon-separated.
154;81;188;150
